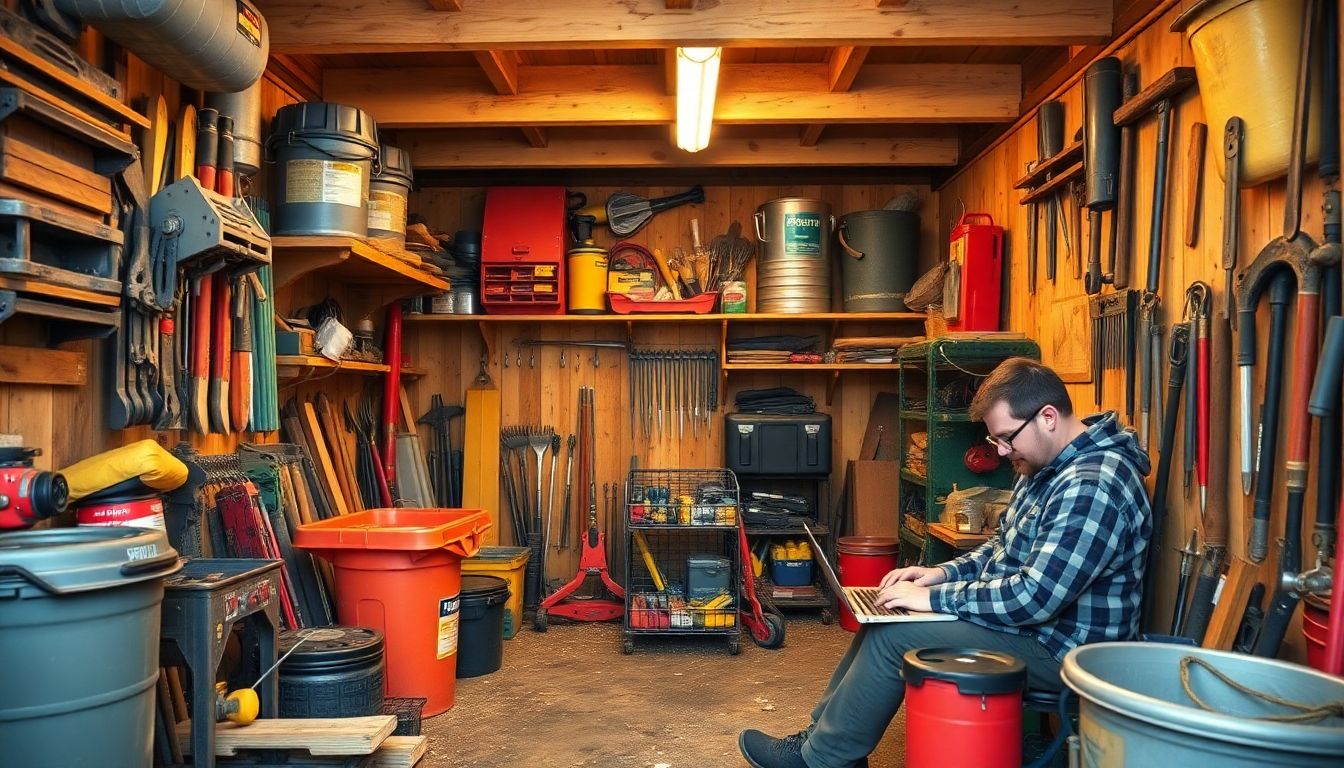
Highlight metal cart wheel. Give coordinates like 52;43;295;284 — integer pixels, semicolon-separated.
622;637;635;655
820;609;835;625
534;610;548;633
753;613;786;649
728;636;741;655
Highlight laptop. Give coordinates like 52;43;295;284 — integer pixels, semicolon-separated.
803;524;957;624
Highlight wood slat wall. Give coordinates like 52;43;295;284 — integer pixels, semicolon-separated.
404;184;938;567
938;2;1336;659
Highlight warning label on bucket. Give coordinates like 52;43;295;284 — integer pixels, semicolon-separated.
784;212;823;256
437;596;461;659
368;189;406;233
286;159;365;208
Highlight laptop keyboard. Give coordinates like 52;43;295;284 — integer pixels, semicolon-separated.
849;586;908;616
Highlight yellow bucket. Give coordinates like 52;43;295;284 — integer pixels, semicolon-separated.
566;246;608;314
462;546;529;639
1175;0;1319;186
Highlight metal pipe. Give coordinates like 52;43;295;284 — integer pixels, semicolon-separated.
1248;273;1295;562
1143;322;1188;630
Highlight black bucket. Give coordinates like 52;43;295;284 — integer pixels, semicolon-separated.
456;575;510;679
277;626;385;718
267;102;379;238
837;209;920;312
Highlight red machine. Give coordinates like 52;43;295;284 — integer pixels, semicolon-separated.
944;213;1004;332
481;186;568;315
535;483;624;630
0;448;68;529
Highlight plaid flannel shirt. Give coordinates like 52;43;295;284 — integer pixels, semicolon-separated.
928;412;1152;662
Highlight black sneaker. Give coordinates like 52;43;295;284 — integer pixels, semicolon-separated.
738;729;809;768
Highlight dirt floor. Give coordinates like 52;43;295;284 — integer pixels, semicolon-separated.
423;615;907;767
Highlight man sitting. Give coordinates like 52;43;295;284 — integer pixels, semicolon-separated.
739;357;1153;768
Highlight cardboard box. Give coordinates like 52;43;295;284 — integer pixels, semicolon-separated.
847;459;900;537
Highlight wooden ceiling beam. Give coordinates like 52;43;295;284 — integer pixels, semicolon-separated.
473;50;521;95
260;0;1113;53
520;127;549;147
401;134;959;168
802;45;872;146
324;63;1019;128
666;0;694;8
426;0;462;9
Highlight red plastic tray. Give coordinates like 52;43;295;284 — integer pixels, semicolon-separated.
608;292;717;314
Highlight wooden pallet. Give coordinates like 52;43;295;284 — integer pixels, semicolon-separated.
177;715;397;757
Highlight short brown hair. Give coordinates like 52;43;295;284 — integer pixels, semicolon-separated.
969;357;1073;422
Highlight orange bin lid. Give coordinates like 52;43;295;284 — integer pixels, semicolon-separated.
294;508;492;557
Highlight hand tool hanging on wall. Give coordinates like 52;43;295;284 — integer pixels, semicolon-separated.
1245;273;1294;563
627;348;720;440
1236;0;1324;573
1081;57;1123;295
1037;101;1064;282
1184;123;1208;248
1313;318;1344;672
1142;321;1187;631
1107;70;1139;289
1252;0;1331;658
1223;118;1245;330
605;185;705;237
1136;299;1164;452
558;433;575;549
1088;290;1136;406
1180;308;1234;643
1170;529;1200;635
418;396;464;508
1232;582;1267;654
1184;283;1212;516
1305;0;1342;653
1026;161;1039;293
194;107;218;192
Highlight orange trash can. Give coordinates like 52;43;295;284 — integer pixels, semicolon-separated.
294;508;491;716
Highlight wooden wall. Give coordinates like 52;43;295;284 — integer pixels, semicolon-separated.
938;2;1339;658
404;184;937;572
0;44;304;473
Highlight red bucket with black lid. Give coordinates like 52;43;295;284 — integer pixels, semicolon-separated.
902;647;1028;768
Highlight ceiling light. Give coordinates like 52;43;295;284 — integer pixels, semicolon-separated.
676;47;721;153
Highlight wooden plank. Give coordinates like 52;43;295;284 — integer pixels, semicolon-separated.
928;523;992;549
177;716;397;757
1018;160;1083;205
0;36;149;129
0;69;133;145
427;0;463;8
473;50;521;95
371;736;428;768
299;400;352;517
1112;67;1198;127
323;64;1019;127
1013;139;1083;189
1046;295;1091;383
799;124;826;147
0;150;111;214
266;0;1112;53
828;46;871;92
402;134;960;168
0;345;87;386
1184;121;1207;248
0;276;122;307
1202;557;1261;651
519;126;549;148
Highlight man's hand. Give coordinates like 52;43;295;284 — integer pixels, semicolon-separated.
878;565;947;589
876;581;933;613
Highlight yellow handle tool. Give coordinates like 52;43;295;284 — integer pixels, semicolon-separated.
633;531;667;591
650;247;682;300
216;630;315;726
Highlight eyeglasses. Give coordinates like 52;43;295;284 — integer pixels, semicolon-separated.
985;406;1045;453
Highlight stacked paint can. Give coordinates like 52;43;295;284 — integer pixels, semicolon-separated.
753;198;834;313
277;626;386;718
267;102;380;238
428;230;481;314
368;144;414;245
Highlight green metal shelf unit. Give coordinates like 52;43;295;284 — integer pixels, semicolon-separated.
896;338;1040;566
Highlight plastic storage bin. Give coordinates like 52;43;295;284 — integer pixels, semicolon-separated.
456;575;510;679
770;557;814;586
293;507;491;716
462;546;529;639
686;553;732;600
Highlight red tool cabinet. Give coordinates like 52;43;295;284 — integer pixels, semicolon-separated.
944;213;1003;332
480;186;567;314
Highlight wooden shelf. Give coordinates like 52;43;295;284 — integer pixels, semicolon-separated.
1013;138;1083;190
899;527;925;548
899;409;973;422
927;523;991;550
276;355;429;383
271;236;450;321
900;468;927;486
408;311;925;324
723;363;900;372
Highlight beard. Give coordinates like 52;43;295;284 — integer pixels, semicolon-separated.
1011;457;1036;476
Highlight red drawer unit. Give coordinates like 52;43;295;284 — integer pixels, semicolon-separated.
480;186;567;314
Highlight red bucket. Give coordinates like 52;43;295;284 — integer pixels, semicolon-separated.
836;536;898;632
903;647;1026;768
1303;592;1330;672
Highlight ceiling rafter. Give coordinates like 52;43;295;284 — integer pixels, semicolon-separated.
801;45;871;147
426;0;462;9
324;63;1019;128
473;48;548;145
257;0;1113;54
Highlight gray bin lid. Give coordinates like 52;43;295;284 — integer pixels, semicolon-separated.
0;527;181;594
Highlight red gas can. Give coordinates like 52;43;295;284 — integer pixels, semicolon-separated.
945;213;1003;332
903;647;1026;768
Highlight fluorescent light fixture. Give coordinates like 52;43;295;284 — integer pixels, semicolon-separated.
676;47;721;153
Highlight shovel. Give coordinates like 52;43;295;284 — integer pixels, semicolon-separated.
606;185;705;237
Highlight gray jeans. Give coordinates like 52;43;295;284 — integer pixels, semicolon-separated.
800;620;1063;768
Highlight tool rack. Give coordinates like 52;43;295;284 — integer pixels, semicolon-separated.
622;468;742;654
896;338;1040;566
